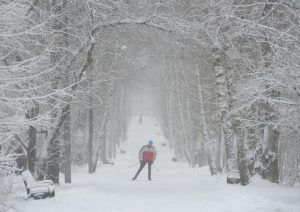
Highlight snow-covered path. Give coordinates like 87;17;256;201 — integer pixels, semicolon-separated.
11;116;300;212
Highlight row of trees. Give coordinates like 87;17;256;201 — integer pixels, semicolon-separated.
156;0;300;186
0;0;137;182
0;1;299;208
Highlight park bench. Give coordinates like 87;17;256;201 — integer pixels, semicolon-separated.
21;170;55;199
227;170;241;184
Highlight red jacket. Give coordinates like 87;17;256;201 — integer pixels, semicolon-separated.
138;145;157;162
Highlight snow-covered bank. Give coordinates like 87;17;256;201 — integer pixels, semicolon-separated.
8;116;300;212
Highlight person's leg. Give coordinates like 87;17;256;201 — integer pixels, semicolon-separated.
132;161;146;180
148;161;153;180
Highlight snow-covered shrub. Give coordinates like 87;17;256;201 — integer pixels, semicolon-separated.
0;153;19;211
0;175;15;212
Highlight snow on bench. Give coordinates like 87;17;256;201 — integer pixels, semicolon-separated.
21;170;55;199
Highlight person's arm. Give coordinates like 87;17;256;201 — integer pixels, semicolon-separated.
138;146;145;162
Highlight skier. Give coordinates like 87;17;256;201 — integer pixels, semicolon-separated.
132;140;157;181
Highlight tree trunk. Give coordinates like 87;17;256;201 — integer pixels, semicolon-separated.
91;85;113;172
197;72;218;175
46;105;70;184
168;89;175;149
259;0;280;184
26;104;39;177
87;29;95;174
213;45;240;184
215;134;223;172
64;109;71;183
88;107;94;174
262;125;279;183
233;120;250;185
100;129;107;163
27;126;37;176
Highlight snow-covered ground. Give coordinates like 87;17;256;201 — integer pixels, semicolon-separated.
8;116;300;212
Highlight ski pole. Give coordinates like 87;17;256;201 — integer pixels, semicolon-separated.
153;164;159;172
128;161;139;168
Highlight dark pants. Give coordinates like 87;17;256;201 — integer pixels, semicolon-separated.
132;161;153;180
